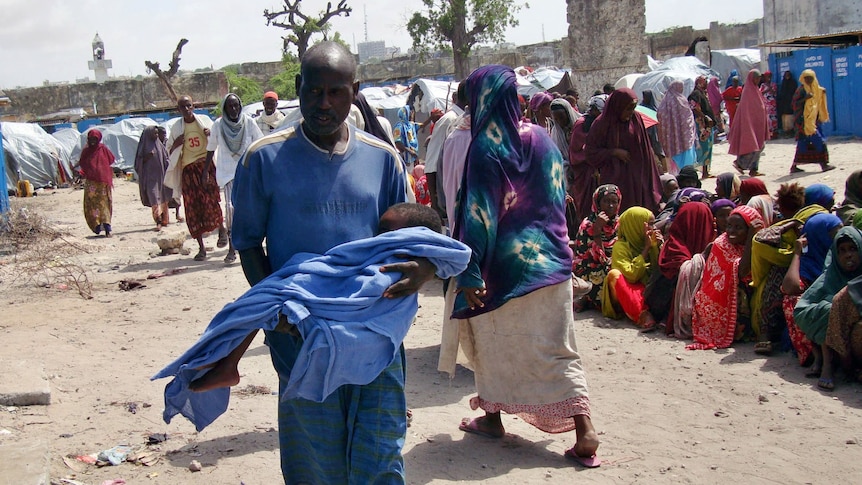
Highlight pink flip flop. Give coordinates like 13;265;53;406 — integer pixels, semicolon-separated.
459;417;504;439
565;447;602;468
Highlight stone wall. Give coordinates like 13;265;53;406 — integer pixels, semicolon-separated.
357;41;565;83
0;72;227;122
234;61;286;89
566;0;649;98
708;20;761;50
763;0;862;44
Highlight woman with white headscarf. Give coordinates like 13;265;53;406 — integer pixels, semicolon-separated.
550;98;580;161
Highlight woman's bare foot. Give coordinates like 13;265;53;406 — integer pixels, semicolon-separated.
572;414;601;457
189;361;240;392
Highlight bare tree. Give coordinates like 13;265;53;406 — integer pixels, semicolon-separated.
144;39;189;104
264;0;352;59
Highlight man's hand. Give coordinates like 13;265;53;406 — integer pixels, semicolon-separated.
170;135;184;153
380;256;437;298
457;286;487;310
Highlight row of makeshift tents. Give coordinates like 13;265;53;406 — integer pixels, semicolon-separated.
2;118;167;193
617;49;761;105
3;51;764;195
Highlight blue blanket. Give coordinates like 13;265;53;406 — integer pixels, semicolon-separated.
152;227;471;431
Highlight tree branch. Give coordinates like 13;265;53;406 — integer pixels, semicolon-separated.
263;0;351;58
143;38;188;105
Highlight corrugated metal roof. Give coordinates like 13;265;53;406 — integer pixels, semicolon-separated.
760;30;862;47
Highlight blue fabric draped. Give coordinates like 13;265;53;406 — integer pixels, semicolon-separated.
153;227;471;431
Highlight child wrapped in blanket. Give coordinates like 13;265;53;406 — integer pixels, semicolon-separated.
153;203;471;430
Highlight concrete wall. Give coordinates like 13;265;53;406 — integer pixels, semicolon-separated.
709;20;762;49
567;0;650;99
357;42;565;83
763;0;862;43
646;20;762;62
0;72;227;122
234;61;285;89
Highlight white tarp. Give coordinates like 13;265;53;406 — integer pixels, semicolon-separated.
632;56;720;103
241;99;300;119
361;80;458;113
710;48;761;86
51;128;81;173
72;118;158;172
615;73;644;90
2;122;68;191
515;66;567;98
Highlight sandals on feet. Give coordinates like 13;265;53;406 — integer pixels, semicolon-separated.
817;377;834;391
790;166;805;174
821;164;837;172
754;341;773;355
564;448;602;468
193;251;207;262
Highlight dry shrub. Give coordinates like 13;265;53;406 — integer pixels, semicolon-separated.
0;206;94;299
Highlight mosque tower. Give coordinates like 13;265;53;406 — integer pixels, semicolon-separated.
87;33;113;83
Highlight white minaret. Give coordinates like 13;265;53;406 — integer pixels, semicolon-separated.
87;33;112;83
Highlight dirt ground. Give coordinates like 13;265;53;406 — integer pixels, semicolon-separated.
2;136;862;485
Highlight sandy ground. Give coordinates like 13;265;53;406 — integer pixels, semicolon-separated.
1;136;862;485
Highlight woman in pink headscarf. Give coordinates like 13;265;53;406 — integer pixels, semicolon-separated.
728;70;769;177
75;129;116;237
707;77;725;133
760;71;779;139
657;81;697;175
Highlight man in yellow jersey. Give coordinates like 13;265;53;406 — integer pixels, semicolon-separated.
164;96;226;261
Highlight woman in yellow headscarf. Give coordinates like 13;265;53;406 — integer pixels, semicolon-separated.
789;69;836;174
601;206;662;331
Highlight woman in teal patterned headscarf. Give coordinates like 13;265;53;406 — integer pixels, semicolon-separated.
447;64;601;467
392;105;419;167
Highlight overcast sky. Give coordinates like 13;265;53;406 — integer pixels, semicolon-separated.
0;0;763;89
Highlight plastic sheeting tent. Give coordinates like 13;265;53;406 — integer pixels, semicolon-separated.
710;49;761;87
51;128;81;173
241;99;300;119
632;56;720;104
615;73;644;90
361;79;459;114
515;67;574;98
71;118;158;172
2;122;70;192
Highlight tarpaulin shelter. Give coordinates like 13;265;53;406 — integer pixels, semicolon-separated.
632;56;720;103
710;49;761;86
615;73;644;90
2;122;70;192
515;67;571;98
72;118;158;172
51;128;81;171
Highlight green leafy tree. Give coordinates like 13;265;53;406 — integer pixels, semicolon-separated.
221;67;263;112
264;0;352;59
268;53;302;100
408;0;524;80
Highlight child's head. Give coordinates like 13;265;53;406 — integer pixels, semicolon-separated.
378;203;443;234
711;199;735;234
776;182;805;219
836;233;861;275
